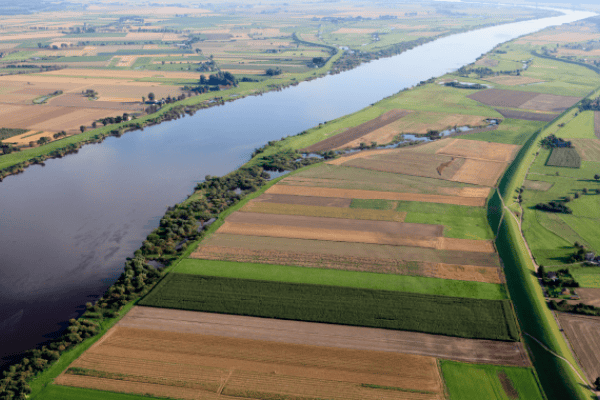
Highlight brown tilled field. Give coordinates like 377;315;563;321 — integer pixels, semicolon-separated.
475;57;499;67
252;193;352;207
436;139;520;162
340;152;466;181
47;93;143;111
519;93;581;113
468;89;540;108
202;234;501;267
301;109;412;152
266;184;488;206
241;201;406;222
191;245;503;283
224;211;442;236
115;307;529;366
494;108;559;122
57;323;445;400
451;159;508;187
557;313;600;383
571;139;600;162
574;288;600;307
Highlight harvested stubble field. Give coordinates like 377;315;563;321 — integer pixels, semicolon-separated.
301;109;412;152
57;325;444;400
570;139;600;162
241;201;406;222
494;108;559;122
191;245;503;283
139;273;520;341
468;89;580;112
40;68;201;80
251;193;352;207
118;307;530;366
557;313;600;384
267;184;488;206
545;147;581;168
202;234;501;267
339;152;466;181
450;158;508;187
436;139;520;162
47;94;143;111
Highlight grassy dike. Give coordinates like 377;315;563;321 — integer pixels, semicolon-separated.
488;100;596;399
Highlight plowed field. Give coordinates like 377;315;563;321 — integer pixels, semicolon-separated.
252;193;352;207
468;89;580;112
267;184;487;206
519;94;580;113
116;307;530;366
57;324;444;400
557;313;600;383
570;139;600;161
241;201;406;222
301;109;412;152
202;234;501;267
451;159;508;187
436;139;520;162
191;246;503;283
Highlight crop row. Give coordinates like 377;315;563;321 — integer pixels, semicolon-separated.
139;273;520;341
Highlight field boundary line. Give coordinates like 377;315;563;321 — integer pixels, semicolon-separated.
215;369;234;397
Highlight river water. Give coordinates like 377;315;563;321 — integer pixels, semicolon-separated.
0;9;594;363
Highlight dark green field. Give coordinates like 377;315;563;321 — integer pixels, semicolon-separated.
0;127;28;141
139;273;520;341
34;385;167;400
546;147;581;168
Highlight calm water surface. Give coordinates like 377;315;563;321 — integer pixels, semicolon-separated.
0;9;594;363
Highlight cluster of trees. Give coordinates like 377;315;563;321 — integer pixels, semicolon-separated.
456;66;522;78
82;89;98;99
535;200;572;214
443;81;487;89
265;68;282;76
0;319;99;399
538;266;580;288
199;71;237;87
540;134;572;148
0;143;18;155
53;131;67;139
196;59;218;72
549;299;600;316
569;242;589;263
579;97;600;112
98;113;131;127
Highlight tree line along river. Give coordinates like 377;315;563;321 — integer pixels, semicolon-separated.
0;8;593;365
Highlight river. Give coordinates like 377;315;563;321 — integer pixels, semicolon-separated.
0;9;594;364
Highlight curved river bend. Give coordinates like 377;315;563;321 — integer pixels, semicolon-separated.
0;9;593;363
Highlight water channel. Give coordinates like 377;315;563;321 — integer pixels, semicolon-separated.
0;8;594;364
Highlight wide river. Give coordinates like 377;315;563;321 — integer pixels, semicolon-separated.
0;9;594;363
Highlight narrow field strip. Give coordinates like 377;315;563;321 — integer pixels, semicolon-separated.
252;193;352;207
241;200;407;222
201;234;502;268
139;273;520;341
116;307;531;366
175;259;507;300
435;138;520;162
267;183;488;206
191;245;504;283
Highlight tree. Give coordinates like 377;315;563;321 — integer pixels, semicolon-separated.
594;174;599;181
574;192;580;199
141;96;145;103
92;121;97;128
594;377;600;390
538;265;545;279
583;188;588;194
148;92;155;102
80;125;86;133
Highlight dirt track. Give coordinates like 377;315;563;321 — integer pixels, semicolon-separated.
117;306;530;366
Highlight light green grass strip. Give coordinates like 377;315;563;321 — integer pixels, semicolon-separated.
175;259;508;300
440;360;545;400
37;385;170;400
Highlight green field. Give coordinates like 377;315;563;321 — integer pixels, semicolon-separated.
139;273;519;341
546;147;581;168
175;259;508;300
463;119;545;146
556;111;596;139
350;198;396;210
35;385;168;400
441;361;545;400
